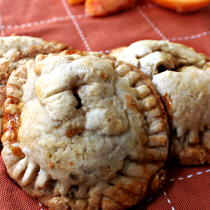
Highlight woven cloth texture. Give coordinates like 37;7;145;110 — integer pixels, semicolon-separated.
0;0;210;209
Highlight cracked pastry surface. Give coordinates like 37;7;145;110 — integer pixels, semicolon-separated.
0;35;71;137
110;40;210;165
1;50;169;209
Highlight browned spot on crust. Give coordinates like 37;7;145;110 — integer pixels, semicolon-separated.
0;87;7;107
101;71;106;79
63;50;90;57
74;51;90;56
143;169;166;199
9;145;24;158
0;61;11;85
101;199;125;210
69;161;74;166
149;170;166;191
7;96;20;105
3;114;20;143
28;46;38;58
161;92;173;124
48;163;54;169
103;186;138;207
65;125;82;138
2;113;22;157
63;50;80;55
116;182;122;189
125;94;139;111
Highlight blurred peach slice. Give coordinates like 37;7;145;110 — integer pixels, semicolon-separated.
67;0;85;5
85;0;137;16
151;0;210;13
109;47;127;59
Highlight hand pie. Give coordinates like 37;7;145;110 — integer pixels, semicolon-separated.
0;35;71;137
1;50;169;209
111;40;210;165
153;67;210;165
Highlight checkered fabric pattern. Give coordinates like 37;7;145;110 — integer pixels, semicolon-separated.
0;0;210;209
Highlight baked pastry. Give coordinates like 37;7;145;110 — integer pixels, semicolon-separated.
153;67;210;165
0;35;71;137
111;40;210;165
1;50;169;209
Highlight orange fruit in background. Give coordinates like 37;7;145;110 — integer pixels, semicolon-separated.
85;0;137;16
68;0;85;5
151;0;210;13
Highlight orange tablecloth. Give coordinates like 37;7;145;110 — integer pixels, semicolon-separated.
0;0;210;209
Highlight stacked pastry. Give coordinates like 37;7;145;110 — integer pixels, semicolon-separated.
110;40;210;165
0;36;209;209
